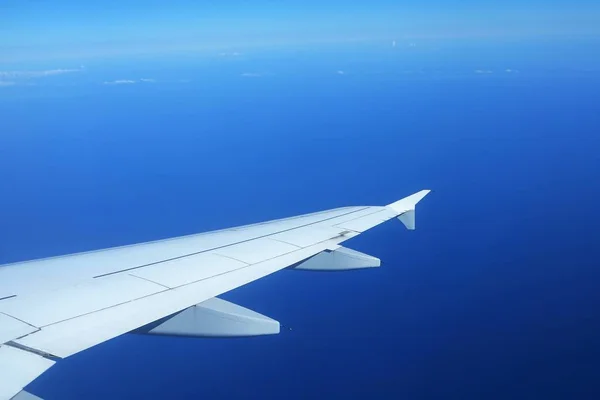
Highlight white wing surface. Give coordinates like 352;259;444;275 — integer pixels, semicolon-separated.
0;191;430;399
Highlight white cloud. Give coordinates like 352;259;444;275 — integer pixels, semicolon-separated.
103;78;156;85
241;72;261;78
103;79;136;85
219;52;242;57
505;69;520;73
475;69;494;74
0;67;83;79
336;70;345;75
0;81;16;87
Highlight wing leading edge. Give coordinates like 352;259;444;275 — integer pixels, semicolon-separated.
0;190;430;399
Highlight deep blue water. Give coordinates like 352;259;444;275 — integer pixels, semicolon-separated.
1;45;600;399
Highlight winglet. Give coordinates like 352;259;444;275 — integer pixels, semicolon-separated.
386;190;431;230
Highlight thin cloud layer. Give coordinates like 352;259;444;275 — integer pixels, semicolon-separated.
0;67;83;79
102;78;157;85
241;72;261;77
103;79;136;85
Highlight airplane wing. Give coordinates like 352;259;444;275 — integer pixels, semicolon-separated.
0;190;430;400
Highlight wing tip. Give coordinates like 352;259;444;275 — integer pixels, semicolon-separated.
386;189;431;213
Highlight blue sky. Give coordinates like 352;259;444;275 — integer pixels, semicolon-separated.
2;0;600;64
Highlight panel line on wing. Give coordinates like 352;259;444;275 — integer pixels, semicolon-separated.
127;274;172;289
210;253;251;265
0;312;39;331
92;207;371;279
266;238;303;248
